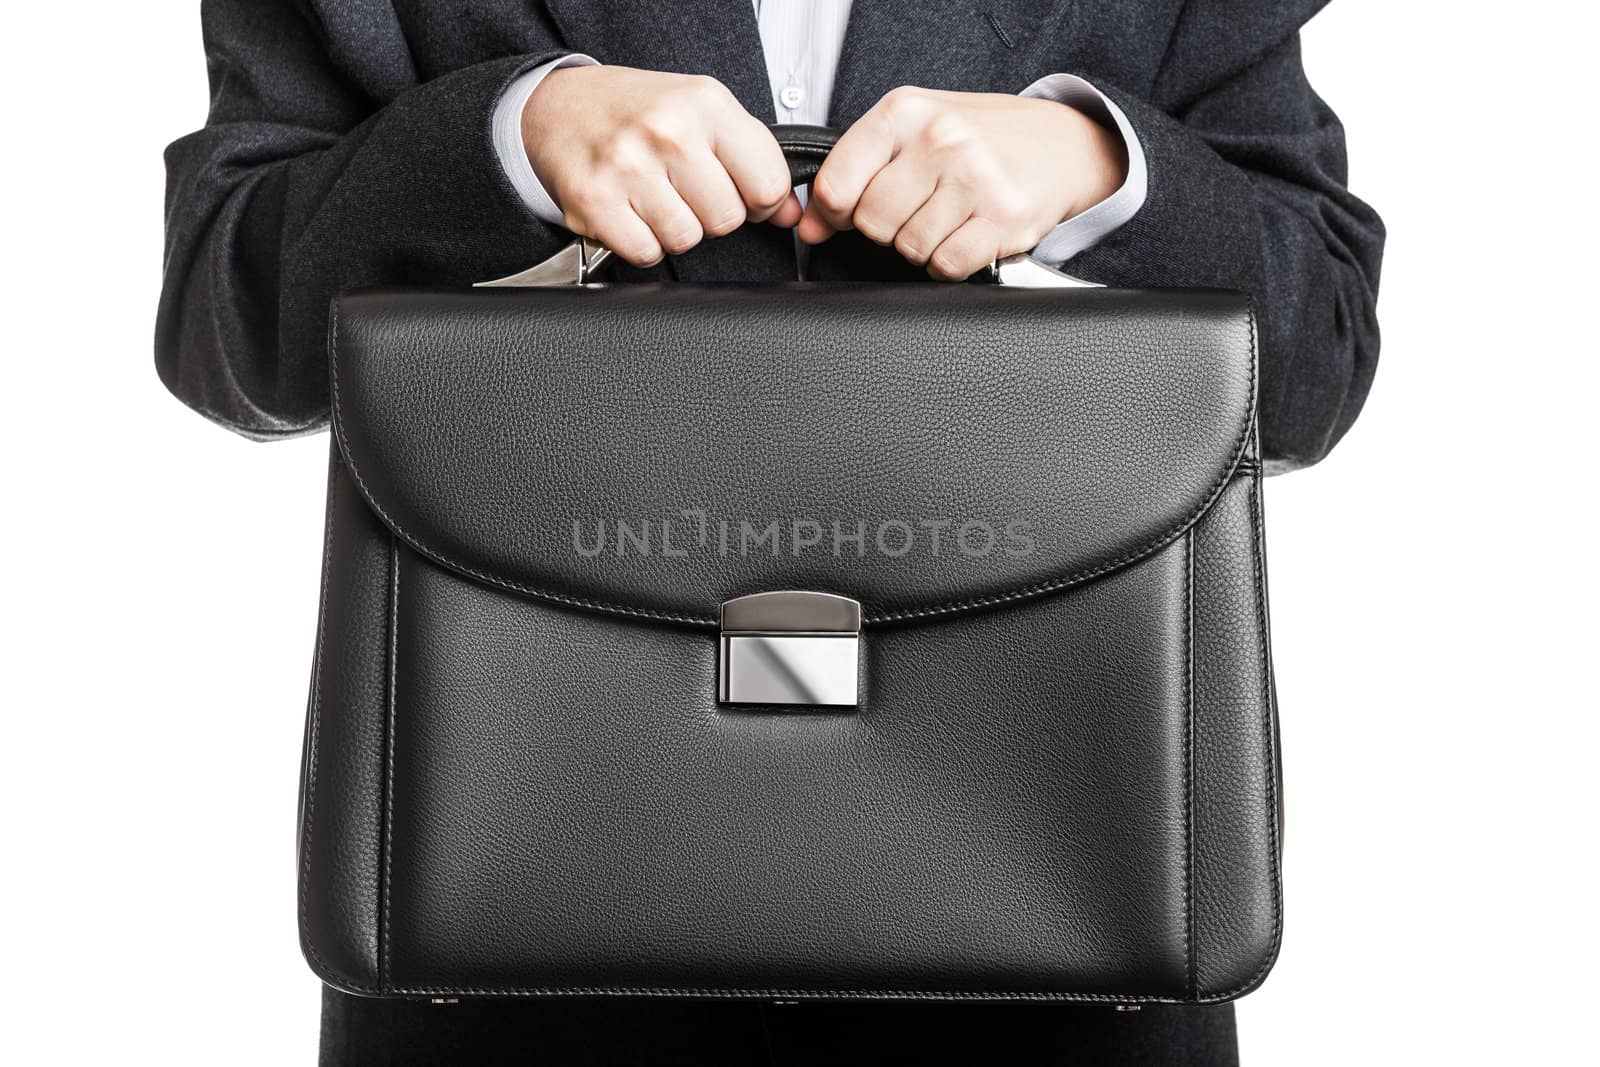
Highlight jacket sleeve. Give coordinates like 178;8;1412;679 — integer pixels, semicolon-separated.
156;0;571;438
1070;1;1385;471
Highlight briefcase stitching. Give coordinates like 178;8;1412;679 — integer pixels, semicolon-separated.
1212;470;1284;1002
326;300;1259;630
326;301;711;628
380;538;399;993
299;471;1278;1003
1183;528;1196;1001
868;301;1258;624
299;459;384;995
307;301;1278;1003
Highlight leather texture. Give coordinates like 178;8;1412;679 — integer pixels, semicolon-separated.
301;281;1281;1004
769;124;840;186
330;287;1256;625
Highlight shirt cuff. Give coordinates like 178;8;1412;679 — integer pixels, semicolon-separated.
1020;73;1149;267
492;54;600;226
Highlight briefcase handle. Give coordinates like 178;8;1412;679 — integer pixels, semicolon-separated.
478;124;1098;289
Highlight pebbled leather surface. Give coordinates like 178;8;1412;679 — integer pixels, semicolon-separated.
299;471;1280;1003
301;284;1279;1002
1189;476;1282;996
298;453;391;992
386;534;1192;997
330;286;1256;626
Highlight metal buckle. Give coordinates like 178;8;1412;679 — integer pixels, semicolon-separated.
717;591;862;708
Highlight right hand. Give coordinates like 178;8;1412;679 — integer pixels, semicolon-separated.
523;66;802;266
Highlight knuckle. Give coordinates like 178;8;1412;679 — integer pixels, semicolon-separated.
894;232;927;264
656;221;704;254
855;211;893;245
607;233;660;267
703;204;745;237
930;248;969;279
684;74;730;106
883;85;927;116
748;171;791;209
636;111;683;149
811;175;847;215
599;135;655;178
921;112;974;155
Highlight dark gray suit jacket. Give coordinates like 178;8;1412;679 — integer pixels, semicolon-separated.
158;0;1383;470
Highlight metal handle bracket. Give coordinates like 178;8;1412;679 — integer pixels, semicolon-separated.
476;238;614;289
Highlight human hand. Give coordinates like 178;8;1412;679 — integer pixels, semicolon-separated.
797;87;1128;280
523;66;803;266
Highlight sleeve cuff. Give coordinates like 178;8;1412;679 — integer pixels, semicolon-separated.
492;53;600;226
1020;73;1149;267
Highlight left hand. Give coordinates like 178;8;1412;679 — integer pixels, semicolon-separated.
797;87;1128;280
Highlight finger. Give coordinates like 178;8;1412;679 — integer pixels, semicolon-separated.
715;116;798;223
893;184;973;266
807;105;900;231
628;178;704;256
796;199;835;244
769;191;804;229
927;217;1002;282
665;150;748;238
852;158;938;247
584;204;664;267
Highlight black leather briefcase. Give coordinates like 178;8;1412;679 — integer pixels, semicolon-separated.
299;126;1280;1004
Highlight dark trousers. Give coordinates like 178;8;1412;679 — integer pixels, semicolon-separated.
320;988;1239;1065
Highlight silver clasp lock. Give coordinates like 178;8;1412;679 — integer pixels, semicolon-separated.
717;591;862;707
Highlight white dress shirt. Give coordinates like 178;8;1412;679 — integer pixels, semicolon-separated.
491;0;1147;268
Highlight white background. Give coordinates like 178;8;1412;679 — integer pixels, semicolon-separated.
4;2;1597;1063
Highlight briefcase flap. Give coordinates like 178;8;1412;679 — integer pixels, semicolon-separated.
329;283;1256;626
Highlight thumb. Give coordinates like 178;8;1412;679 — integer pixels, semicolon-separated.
766;191;804;229
796;200;836;244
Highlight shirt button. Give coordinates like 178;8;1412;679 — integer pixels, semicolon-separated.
779;84;806;110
